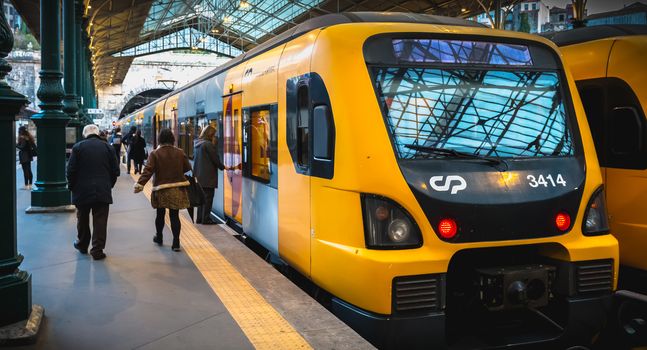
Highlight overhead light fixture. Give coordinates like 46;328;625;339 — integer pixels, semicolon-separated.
239;1;250;10
223;16;233;25
87;5;91;9
211;28;219;33
461;8;468;12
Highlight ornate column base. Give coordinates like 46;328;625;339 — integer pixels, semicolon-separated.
0;305;44;346
28;184;73;212
0;269;31;327
25;204;75;213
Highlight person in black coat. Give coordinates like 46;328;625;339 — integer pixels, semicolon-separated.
193;125;225;224
122;126;137;174
16;126;36;190
67;124;120;260
128;129;147;174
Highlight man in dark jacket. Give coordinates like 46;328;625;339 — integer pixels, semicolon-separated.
193;126;225;224
67;124;120;260
121;126;137;174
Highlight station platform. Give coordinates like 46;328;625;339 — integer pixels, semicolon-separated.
8;163;373;350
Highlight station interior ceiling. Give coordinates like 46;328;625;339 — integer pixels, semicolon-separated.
12;0;516;89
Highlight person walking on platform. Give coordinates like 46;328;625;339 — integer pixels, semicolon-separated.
16;126;36;190
67;124;120;260
109;127;123;159
194;125;224;224
122;126;137;174
134;128;191;252
129;129;147;174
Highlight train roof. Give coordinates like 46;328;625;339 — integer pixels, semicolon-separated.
543;25;647;47
123;12;485;119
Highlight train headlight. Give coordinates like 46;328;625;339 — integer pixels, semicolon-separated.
388;219;410;242
583;186;610;236
362;194;422;249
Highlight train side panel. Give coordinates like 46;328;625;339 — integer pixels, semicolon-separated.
276;30;322;277
559;40;614;80
240;45;282;255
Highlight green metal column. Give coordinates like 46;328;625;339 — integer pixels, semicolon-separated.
0;7;34;327
63;0;81;142
29;0;73;211
75;0;87;126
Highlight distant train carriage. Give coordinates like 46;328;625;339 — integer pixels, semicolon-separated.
123;13;618;349
547;25;647;281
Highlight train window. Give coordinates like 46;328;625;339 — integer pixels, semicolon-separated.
313;105;333;160
578;78;647;169
374;67;574;159
610;107;642;155
187;117;196;158
250;108;271;182
577;84;606;163
297;85;310;168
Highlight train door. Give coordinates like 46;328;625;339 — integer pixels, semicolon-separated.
223;93;243;223
577;78;647;271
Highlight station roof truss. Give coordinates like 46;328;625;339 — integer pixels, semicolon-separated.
13;0;519;89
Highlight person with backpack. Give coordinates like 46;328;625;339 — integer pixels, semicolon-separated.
16;126;36;190
109;127;123;159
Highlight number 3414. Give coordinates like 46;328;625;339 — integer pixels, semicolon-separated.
527;174;566;188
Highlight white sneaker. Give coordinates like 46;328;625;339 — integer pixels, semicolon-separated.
21;186;29;190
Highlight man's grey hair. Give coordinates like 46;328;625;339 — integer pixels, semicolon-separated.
82;124;100;138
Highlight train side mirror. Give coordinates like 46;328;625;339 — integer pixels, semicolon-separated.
610;106;643;155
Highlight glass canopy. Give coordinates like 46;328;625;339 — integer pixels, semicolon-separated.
123;0;324;57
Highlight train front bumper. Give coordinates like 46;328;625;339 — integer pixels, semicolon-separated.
332;291;613;349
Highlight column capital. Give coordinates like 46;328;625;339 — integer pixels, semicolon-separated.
0;1;27;120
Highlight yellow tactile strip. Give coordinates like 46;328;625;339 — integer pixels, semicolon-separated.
131;172;312;349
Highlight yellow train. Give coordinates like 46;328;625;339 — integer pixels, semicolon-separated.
121;13;618;349
547;25;647;284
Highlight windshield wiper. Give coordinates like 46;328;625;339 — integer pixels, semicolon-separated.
404;144;505;166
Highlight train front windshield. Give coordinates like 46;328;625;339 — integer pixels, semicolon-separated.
370;39;576;160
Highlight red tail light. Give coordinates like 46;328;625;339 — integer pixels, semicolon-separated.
555;212;571;231
438;218;458;239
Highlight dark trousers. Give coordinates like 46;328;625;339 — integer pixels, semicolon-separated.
76;203;110;255
126;155;133;174
134;161;143;174
113;144;121;159
155;208;181;247
20;162;33;186
197;187;215;223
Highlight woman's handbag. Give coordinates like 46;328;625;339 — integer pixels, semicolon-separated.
185;175;205;208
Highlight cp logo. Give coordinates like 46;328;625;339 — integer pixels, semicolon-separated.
429;175;467;195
